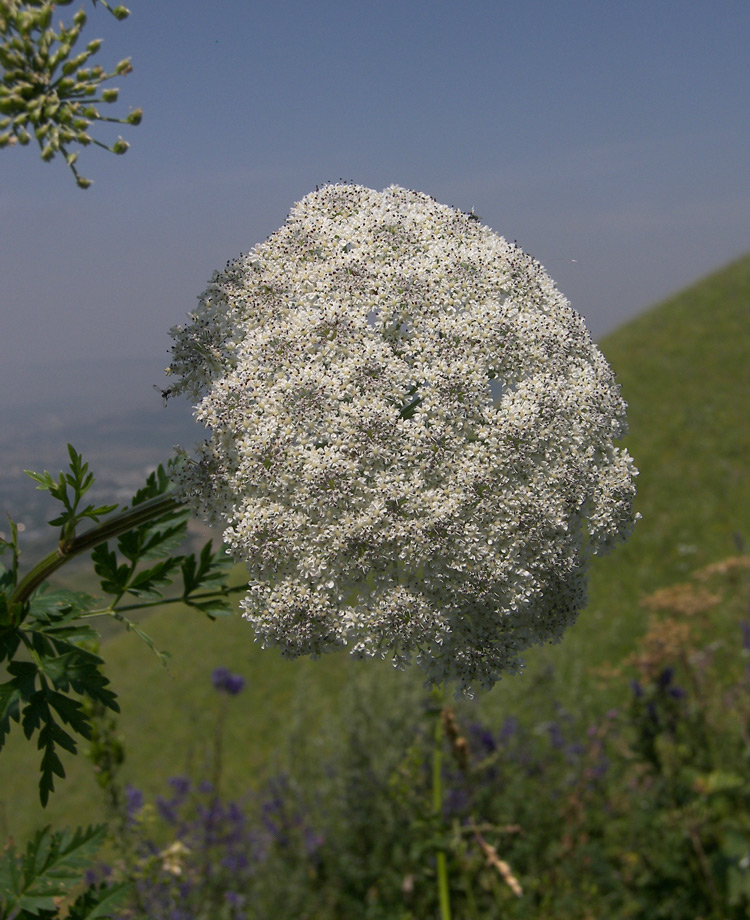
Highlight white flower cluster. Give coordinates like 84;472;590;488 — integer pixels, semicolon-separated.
168;184;637;693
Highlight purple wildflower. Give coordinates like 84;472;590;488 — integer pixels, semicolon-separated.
169;775;192;797
548;721;566;750
499;716;519;742
657;667;675;689
156;796;179;825
300;826;323;856
212;667;246;696
469;723;497;753
125;784;144;827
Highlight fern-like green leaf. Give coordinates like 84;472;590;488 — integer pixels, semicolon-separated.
0;825;109;917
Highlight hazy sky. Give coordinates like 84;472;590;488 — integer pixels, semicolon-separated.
2;0;749;417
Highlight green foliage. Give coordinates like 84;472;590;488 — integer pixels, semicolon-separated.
0;445;238;806
0;824;129;919
0;0;140;187
25;445;118;550
0;825;130;920
0;604;118;806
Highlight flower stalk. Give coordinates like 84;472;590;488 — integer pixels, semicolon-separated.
432;684;452;920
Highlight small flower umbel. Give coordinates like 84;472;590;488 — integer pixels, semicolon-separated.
0;0;140;187
168;184;638;694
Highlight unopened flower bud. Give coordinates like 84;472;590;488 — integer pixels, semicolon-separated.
111;137;128;154
101;88;119;103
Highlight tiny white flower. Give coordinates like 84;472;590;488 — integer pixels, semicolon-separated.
169;184;637;693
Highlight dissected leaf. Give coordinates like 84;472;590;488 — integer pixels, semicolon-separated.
28;589;98;620
2;638;118;804
125;557;182;599
66;880;132;920
0;516;20;591
0;825;109;916
182;540;233;595
91;545;130;595
0;623;22;663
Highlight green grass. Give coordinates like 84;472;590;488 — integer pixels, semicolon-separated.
2;253;749;840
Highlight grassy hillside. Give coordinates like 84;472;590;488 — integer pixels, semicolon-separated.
498;251;750;709
2;254;749;840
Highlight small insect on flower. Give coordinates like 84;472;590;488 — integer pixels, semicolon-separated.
153;385;173;407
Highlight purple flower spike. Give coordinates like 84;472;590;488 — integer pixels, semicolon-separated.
212;667;246;695
168;775;192;797
125;784;145;825
630;678;644;698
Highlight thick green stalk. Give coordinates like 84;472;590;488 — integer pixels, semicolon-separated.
432;684;452;920
10;493;181;609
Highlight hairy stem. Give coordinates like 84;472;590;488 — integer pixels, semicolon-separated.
10;493;181;610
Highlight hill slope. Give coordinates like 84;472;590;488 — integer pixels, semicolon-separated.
504;251;750;715
2;254;749;839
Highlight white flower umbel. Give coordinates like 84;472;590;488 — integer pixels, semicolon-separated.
168;184;637;693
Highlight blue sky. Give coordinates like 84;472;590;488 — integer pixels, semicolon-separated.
2;0;749;417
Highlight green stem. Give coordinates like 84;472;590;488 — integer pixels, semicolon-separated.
432;684;452;920
79;585;245;618
10;493;181;610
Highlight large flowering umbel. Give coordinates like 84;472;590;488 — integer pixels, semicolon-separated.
168;184;637;693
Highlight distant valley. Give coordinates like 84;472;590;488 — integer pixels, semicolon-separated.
0;395;204;548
